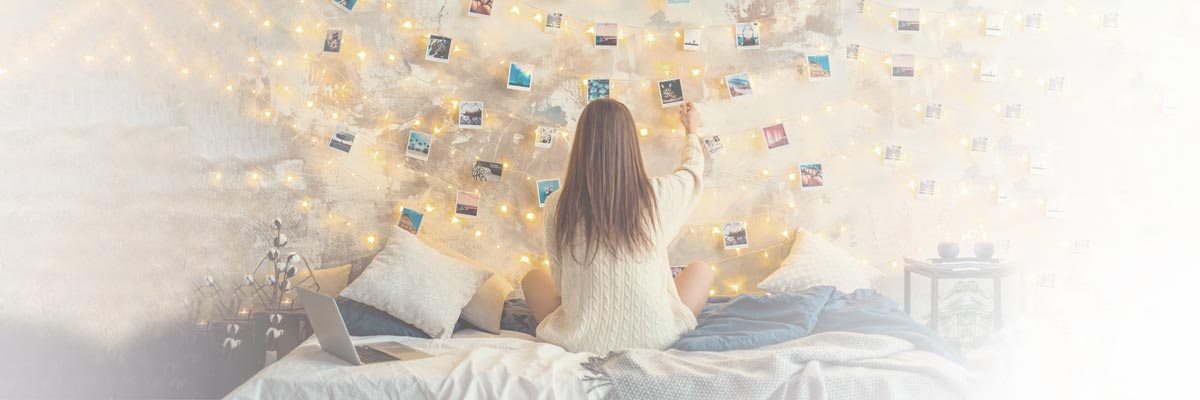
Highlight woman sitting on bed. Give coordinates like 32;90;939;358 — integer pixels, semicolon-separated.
522;98;713;353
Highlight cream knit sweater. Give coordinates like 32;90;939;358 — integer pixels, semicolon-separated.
536;133;705;354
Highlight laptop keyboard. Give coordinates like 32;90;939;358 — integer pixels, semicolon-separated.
355;345;399;364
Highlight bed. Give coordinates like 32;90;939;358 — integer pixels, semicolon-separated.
226;288;969;400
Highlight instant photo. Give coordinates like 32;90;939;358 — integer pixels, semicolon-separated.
323;30;343;53
980;60;1000;82
426;34;452;63
1004;103;1022;120
735;22;761;50
406;130;432;161
397;207;424;235
507;62;533;91
594;23;618;48
544;12;563;32
892;54;915;80
724;73;753;100
535;126;555;149
917;179;937;199
846;44;860;60
458;101;483;129
807;54;831;80
925;103;943;120
328;122;355;153
704;136;726;156
455;191;481;217
536;179;561;207
586;79;611;103
897;8;921;33
761;123;790;151
468;0;492;17
799;163;824;190
722;221;749;250
1030;154;1049;175
658;79;684;108
1024;13;1043;30
971;137;989;153
884;144;902;165
472;161;503;182
683;28;702;51
1047;76;1066;92
985;14;1005;36
332;0;358;13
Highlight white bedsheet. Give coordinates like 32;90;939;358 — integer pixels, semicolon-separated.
224;329;605;400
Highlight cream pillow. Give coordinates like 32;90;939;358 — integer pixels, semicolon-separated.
289;263;352;297
339;227;493;338
423;240;514;334
758;228;883;293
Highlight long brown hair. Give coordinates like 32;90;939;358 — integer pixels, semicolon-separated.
553;98;659;265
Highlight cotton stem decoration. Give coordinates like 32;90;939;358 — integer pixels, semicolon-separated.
247;218;320;311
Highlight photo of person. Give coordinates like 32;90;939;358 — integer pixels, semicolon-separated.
472;160;503;182
985;14;1005;36
892;54;915;79
722;221;749;250
980;60;999;82
735;21;760;49
586;78;610;103
536;179;561;207
328;122;355;153
683;28;701;51
918;179;936;199
897;8;921;33
332;0;358;13
397;207;424;235
544;12;563;32
323;30;342;53
1004;103;1022;120
807;55;831;80
535;126;555;149
458;101;483;129
507;62;533;91
724;72;753;100
425;34;452;63
925;103;943;120
799;163;823;190
761;122;790;150
658;78;684;108
704;135;725;156
884;144;902;164
594;22;618;48
468;0;492;17
406;130;432;161
971;137;989;152
455;191;480;217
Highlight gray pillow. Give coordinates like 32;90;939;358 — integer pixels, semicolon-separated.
336;297;469;338
671;287;833;352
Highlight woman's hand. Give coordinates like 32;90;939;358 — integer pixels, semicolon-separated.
678;102;702;135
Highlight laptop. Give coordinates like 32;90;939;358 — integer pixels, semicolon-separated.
296;287;434;365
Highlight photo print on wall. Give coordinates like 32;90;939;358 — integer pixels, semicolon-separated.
980;60;1000;82
704;136;726;156
807;54;831;80
883;144;902;165
683;28;701;51
985;14;1006;36
398;207;424;235
723;221;749;250
426;34;452;63
735;21;761;49
724;72;753;100
472;161;503;182
917;179;937;199
544;12;563;32
332;0;358;13
406;130;432;161
761;122;790;150
799;163;824;190
971;137;989;153
1004;103;1022;120
586;78;611;102
323;30;343;53
925;103;943;121
507;62;533;91
658;79;684;108
458;101;483;129
536;179;561;207
455;191;481;217
846;44;860;60
898;8;921;33
1025;13;1043;30
1047;76;1066;92
535;126;555;149
594;23;618;48
328;122;355;153
468;0;492;17
892;54;915;80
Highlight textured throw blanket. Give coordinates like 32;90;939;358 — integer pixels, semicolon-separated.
582;331;967;400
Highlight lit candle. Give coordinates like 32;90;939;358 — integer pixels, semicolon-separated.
238;308;251;319
280;297;293;309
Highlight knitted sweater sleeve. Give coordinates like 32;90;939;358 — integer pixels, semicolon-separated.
653;133;705;235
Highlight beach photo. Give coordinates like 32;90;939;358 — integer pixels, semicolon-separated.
323;30;342;53
723;221;749;250
426;34;452;63
536;179;561;207
507;62;533;91
724;72;753;100
735;21;760;49
683;28;701;51
332;0;358;13
535;126;555;149
468;0;492;17
458;101;483;129
892;54;915;80
658;78;684;108
397;207;424;235
704;135;725;156
328;122;355;153
406;130;432;161
800;163;824;190
472;160;503;182
807;54;831;80
761;122;790;150
594;22;618;48
586;78;610;103
898;8;921;33
455;191;481;217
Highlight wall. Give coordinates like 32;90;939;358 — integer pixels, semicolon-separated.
0;0;1193;397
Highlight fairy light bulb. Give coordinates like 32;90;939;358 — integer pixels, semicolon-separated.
499;205;509;213
425;204;434;212
367;235;376;244
639;128;648;136
294;26;303;33
275;59;284;67
520;255;531;264
645;32;655;42
451;216;461;224
525;212;536;221
357;51;367;61
474;230;483;238
402;21;413;29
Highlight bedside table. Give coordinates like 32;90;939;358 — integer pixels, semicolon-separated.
903;258;1016;332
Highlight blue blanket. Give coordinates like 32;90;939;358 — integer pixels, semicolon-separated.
671;286;963;363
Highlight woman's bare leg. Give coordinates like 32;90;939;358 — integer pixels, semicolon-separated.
675;261;714;317
522;268;561;323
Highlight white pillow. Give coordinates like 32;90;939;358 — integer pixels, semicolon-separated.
423;240;514;334
289;263;351;297
757;228;883;293
339;227;493;338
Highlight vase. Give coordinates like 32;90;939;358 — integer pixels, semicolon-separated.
937;241;960;259
974;241;995;259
